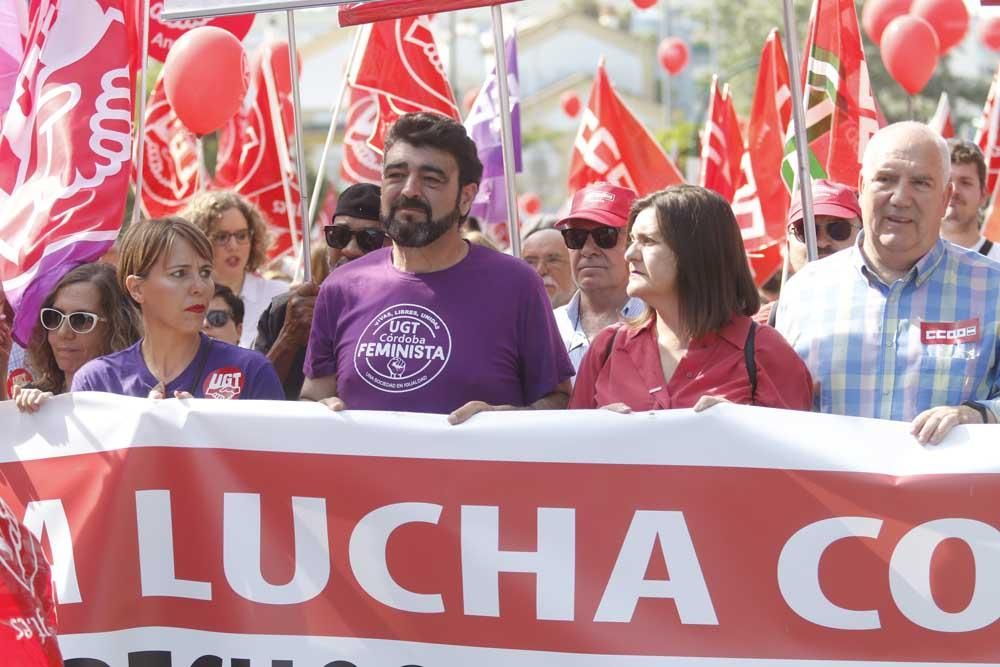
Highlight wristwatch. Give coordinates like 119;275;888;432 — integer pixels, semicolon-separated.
962;400;989;424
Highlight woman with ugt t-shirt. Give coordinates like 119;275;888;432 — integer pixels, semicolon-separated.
69;217;283;401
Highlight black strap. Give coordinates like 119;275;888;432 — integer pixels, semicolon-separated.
767;299;778;327
980;240;994;257
744;321;758;405
188;337;213;395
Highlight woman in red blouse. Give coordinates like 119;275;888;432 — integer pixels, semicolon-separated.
569;185;813;412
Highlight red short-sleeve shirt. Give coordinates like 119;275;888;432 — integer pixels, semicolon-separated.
569;315;813;411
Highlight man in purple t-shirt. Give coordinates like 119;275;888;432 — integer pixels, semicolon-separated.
301;113;574;422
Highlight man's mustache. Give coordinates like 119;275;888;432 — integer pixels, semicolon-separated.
389;196;432;219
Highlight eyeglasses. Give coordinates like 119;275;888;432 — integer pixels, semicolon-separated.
324;226;387;253
788;219;859;244
39;308;106;334
204;309;233;328
210;229;251;246
561;227;620;250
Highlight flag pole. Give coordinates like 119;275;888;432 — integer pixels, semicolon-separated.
130;0;152;226
489;4;521;258
781;0;818;263
286;9;313;283
306;26;363;227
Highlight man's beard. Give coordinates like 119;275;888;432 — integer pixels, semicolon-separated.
382;195;462;248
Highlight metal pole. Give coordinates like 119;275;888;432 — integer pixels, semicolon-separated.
489;6;521;258
286;10;313;282
307;26;363;226
780;0;818;263
130;0;152;226
661;0;672;127
260;42;301;262
195;137;210;190
906;95;914;121
448;11;459;92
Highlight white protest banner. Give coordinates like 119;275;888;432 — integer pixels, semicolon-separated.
2;394;999;665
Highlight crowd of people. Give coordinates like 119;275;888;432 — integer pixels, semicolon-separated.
1;112;998;444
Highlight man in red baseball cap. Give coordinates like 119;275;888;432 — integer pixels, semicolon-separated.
553;182;645;374
785;179;862;271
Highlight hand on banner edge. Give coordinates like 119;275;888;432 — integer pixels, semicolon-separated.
600;402;633;414
447;401;515;425
910;404;989;446
693;395;731;412
12;385;53;414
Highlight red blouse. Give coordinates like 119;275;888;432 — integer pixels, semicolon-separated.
568;315;813;411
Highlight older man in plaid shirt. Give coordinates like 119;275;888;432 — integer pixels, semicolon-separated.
777;122;1000;444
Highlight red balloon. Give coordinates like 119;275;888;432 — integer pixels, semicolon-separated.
861;0;912;45
163;27;248;136
880;16;939;95
910;0;969;54
520;193;542;216
560;91;582;118
980;16;1000;51
632;0;658;8
657;37;689;75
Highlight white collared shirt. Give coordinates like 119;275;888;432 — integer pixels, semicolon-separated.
239;272;288;348
553;290;645;375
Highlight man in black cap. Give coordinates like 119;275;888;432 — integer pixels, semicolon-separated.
254;183;387;399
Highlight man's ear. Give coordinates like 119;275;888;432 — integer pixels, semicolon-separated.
236;323;243;340
124;275;144;306
459;182;479;217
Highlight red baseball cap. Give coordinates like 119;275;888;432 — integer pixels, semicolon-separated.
555;182;638;229
786;179;861;224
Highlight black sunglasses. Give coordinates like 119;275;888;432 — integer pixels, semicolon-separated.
789;219;859;244
40;308;106;334
324;226;386;253
561;227;620;250
204;309;233;328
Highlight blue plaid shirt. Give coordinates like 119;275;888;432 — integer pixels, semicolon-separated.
776;237;1000;422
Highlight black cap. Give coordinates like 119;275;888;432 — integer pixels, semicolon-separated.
333;183;381;223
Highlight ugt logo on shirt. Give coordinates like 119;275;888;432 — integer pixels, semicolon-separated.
202;367;245;399
354;304;452;393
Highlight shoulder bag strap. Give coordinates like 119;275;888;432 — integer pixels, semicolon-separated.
744;321;758;405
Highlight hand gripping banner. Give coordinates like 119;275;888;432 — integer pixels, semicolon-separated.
2;395;1000;665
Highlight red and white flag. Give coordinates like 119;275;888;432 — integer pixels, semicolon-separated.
348;16;460;155
339;83;382;185
781;0;882;193
731;29;793;286
569;60;684;196
136;71;200;218
146;4;254;62
215;41;301;260
0;0;141;345
928;91;955;139
338;0;521;27
698;76;743;202
975;66;1000;198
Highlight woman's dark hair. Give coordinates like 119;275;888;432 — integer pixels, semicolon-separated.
629;185;759;339
28;263;142;393
384;112;484;188
213;284;245;327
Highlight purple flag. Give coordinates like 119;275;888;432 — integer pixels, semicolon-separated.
0;0;25;116
464;34;521;228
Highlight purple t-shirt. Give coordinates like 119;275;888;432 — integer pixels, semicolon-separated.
72;333;283;400
304;244;574;413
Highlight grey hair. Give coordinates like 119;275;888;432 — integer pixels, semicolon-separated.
861;121;951;185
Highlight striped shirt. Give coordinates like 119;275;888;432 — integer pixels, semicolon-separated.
776;237;1000;422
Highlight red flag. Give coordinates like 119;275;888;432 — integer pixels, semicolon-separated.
781;0;882;192
0;0;141;345
146;6;254;62
746;239;784;289
569;60;683;196
136;71;201;218
338;0;521;27
975;66;1000;197
340;83;383;185
928;91;955;139
698;77;743;202
348;16;460;154
215;41;301;260
732;29;793;287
